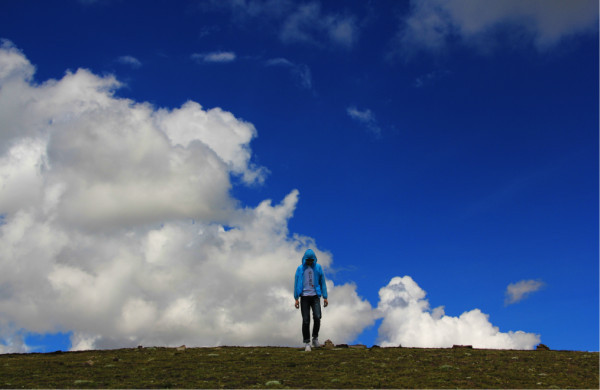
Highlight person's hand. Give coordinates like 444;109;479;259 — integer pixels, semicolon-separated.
324;298;328;307
295;300;299;309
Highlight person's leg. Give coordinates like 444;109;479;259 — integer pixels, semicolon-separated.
310;296;321;339
300;296;311;344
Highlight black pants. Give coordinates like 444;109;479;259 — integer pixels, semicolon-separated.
300;295;321;343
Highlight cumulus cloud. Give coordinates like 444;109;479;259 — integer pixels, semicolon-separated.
346;106;381;136
505;279;545;306
396;0;598;54
192;51;237;63
376;276;540;349
0;42;374;351
0;39;34;81
0;42;542;352
0;324;28;354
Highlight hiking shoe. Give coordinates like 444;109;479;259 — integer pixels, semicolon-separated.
312;338;320;348
304;343;311;352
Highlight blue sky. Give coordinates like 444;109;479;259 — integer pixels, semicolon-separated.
0;0;597;353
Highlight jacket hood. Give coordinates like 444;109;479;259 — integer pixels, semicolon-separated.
302;249;317;266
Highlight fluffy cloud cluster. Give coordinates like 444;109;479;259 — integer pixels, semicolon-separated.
0;42;541;353
376;277;540;349
0;41;374;352
398;0;598;53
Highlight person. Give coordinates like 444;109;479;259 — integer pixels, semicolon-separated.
294;248;328;351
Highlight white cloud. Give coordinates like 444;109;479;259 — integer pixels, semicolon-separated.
192;51;237;63
0;43;373;351
346;106;381;136
397;0;598;54
212;0;358;49
266;58;313;90
155;101;268;185
505;279;545;305
209;0;293;20
116;55;142;68
0;323;29;354
0;40;34;82
327;17;357;48
280;2;357;48
347;106;374;122
414;69;450;88
0;42;543;353
376;276;540;349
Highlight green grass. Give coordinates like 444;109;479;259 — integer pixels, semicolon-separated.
0;346;597;388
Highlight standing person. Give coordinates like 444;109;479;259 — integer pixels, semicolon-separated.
294;249;328;351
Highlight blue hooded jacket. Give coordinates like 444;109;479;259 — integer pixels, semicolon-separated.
294;249;328;300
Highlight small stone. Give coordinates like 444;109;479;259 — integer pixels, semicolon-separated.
536;343;550;351
176;345;186;351
323;339;335;349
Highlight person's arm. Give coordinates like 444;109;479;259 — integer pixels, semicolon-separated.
294;268;300;308
320;266;328;307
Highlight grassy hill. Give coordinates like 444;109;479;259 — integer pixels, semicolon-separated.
0;345;597;388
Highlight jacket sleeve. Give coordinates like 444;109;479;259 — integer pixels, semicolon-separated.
293;267;300;300
319;266;328;299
